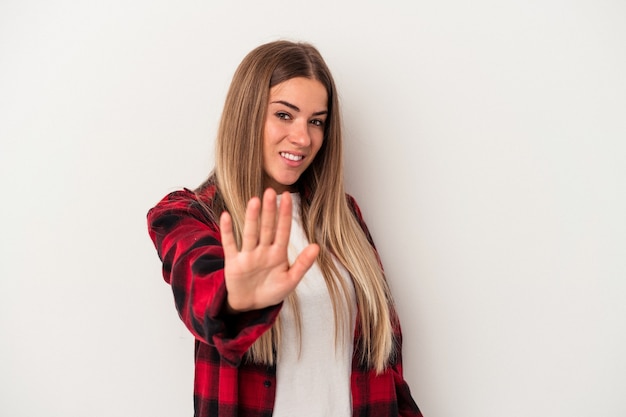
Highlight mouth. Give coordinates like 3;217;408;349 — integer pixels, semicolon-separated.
280;151;304;161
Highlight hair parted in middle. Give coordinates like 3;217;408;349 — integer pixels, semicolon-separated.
198;39;396;373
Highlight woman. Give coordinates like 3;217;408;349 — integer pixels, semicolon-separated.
147;40;423;417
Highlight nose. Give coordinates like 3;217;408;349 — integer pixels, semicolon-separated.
288;120;311;147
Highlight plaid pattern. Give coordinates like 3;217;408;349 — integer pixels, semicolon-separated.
147;184;423;417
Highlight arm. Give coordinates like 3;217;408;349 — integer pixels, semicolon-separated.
147;188;280;366
390;314;424;417
346;194;424;416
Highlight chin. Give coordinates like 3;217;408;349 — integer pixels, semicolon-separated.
279;176;300;188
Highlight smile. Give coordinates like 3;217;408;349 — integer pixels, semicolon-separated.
280;152;304;161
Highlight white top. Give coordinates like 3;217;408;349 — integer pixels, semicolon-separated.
272;193;356;417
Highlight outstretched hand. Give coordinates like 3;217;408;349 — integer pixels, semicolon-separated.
220;188;320;313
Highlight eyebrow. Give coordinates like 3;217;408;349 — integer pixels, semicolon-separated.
270;100;328;116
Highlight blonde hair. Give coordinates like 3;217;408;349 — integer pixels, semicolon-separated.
197;40;395;372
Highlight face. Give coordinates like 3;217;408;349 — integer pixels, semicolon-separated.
262;77;328;193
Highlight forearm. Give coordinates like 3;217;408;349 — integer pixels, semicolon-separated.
148;189;281;365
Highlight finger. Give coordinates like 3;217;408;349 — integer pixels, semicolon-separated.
273;192;293;248
259;188;277;246
287;243;320;282
241;196;261;252
220;211;238;259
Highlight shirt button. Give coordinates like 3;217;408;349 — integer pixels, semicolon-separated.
263;380;272;388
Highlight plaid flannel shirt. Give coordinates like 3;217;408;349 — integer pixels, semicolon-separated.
147;184;423;417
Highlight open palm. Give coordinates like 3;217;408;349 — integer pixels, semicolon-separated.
220;189;319;313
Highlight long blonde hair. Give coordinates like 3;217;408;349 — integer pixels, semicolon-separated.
197;40;395;372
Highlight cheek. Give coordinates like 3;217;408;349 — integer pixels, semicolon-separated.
263;122;283;147
262;124;276;154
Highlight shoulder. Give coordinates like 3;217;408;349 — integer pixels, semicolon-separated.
155;182;218;207
147;183;220;231
345;193;365;222
344;193;378;247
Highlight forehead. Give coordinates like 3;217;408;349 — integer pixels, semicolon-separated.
269;77;328;109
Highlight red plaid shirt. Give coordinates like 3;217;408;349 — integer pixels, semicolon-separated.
147;184;423;417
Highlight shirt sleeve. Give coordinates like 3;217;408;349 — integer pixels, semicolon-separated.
346;194;424;417
390;316;424;417
147;188;281;367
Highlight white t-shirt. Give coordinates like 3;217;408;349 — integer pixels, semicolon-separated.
272;194;356;417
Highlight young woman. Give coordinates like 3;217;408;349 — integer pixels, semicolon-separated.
147;40;423;417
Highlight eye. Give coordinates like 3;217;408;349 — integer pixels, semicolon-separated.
276;112;292;121
310;118;325;127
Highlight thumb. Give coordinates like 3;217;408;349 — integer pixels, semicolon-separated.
287;243;320;283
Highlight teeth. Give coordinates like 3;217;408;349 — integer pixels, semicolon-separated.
280;152;304;161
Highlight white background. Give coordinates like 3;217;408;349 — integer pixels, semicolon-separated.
1;1;625;416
